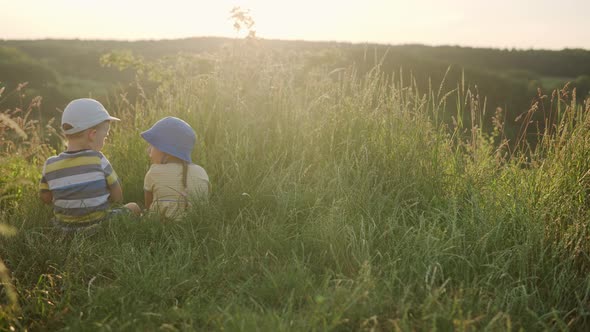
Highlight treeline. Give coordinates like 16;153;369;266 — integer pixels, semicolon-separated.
343;45;590;136
1;38;589;141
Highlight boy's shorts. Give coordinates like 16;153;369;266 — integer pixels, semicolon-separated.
51;208;133;233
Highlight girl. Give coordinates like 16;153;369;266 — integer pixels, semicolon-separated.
141;117;210;220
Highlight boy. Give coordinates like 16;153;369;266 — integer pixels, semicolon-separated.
39;98;140;232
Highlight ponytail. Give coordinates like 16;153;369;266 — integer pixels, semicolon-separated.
182;161;188;190
181;161;189;210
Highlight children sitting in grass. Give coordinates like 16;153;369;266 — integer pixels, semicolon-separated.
39;98;140;232
141;117;210;221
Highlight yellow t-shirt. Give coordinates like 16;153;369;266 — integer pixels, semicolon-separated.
143;163;209;220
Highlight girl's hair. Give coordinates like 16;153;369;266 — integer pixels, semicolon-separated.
181;161;189;210
161;154;190;209
182;161;188;190
161;155;189;190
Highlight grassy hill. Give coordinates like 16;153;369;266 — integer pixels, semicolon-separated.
1;38;590;330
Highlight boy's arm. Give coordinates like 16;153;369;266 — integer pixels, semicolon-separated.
109;182;124;203
101;154;123;203
39;172;52;204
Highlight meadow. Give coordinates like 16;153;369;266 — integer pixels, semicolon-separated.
2;40;590;331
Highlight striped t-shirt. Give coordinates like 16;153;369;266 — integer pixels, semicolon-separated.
39;149;120;225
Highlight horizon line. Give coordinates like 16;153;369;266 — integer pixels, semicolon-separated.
1;35;588;53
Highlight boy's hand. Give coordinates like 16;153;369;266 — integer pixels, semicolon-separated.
40;191;53;204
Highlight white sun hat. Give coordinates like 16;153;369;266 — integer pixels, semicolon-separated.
61;98;120;135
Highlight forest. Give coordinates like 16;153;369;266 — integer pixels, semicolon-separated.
2;37;590;139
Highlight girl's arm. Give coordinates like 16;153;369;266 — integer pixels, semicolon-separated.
144;190;153;210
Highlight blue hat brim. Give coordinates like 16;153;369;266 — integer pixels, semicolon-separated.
141;129;192;163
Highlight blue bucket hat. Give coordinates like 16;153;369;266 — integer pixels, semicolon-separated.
141;117;196;163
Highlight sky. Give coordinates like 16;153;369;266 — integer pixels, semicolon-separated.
2;0;589;50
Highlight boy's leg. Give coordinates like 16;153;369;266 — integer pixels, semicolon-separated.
109;203;141;217
51;217;101;234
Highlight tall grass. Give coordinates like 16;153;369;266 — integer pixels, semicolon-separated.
2;43;590;330
0;83;56;327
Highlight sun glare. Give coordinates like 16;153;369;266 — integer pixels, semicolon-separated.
0;0;589;49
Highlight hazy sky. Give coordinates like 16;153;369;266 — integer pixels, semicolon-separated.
2;0;589;50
